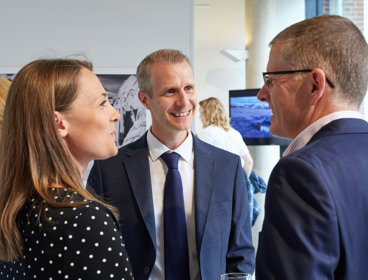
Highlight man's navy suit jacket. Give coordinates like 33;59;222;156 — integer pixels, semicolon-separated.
88;133;255;280
256;118;368;280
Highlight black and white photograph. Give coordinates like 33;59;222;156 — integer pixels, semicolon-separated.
97;74;146;149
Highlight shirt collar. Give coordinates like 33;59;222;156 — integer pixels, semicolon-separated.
147;129;193;163
283;110;364;157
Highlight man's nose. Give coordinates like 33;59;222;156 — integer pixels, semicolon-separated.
176;91;189;105
257;86;268;102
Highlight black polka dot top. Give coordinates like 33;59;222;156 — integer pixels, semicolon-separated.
0;189;134;280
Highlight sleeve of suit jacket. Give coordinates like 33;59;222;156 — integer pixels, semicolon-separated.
226;156;256;275
256;157;339;279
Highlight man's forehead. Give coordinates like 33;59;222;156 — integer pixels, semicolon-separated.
267;43;288;70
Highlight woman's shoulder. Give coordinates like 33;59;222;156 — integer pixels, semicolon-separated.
13;190;133;279
23;189;117;229
203;124;224;132
200;125;225;138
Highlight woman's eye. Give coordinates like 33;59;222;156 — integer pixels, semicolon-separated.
100;100;108;107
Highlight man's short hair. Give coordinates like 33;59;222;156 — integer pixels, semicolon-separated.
136;49;192;97
271;15;368;107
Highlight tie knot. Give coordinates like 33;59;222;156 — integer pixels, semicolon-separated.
161;152;179;169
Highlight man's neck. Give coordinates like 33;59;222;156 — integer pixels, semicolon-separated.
150;128;189;150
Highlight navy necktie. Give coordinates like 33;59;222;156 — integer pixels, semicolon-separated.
161;152;190;280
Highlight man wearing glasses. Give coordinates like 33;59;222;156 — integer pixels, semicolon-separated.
256;15;368;280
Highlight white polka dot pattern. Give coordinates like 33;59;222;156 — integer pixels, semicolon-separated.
0;191;134;280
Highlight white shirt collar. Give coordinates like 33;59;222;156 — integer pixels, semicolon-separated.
147;129;193;163
283;110;364;157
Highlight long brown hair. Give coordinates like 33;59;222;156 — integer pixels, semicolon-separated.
0;59;117;261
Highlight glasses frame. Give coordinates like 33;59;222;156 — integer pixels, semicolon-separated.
262;69;335;89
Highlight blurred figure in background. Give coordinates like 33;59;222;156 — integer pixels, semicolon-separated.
0;59;133;279
0;77;11;129
199;97;253;177
198;97;266;227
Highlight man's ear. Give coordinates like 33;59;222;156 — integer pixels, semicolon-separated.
310;68;326;105
138;91;151;109
54;111;69;138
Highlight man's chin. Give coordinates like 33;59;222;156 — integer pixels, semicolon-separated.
172;121;193;132
269;128;289;140
269;126;280;138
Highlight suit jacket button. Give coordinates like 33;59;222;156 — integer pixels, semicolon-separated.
144;267;150;274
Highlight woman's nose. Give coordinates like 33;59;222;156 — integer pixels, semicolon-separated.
111;106;120;122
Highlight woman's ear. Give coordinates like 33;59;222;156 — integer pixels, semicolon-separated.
54;111;69;138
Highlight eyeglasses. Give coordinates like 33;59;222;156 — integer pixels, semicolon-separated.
262;69;335;89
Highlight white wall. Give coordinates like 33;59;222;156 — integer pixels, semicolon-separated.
194;0;246;133
0;0;193;72
275;0;306;35
193;0;305;133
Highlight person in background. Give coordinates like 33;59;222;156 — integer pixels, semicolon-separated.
88;49;255;280
198;97;266;227
0;76;11;129
256;15;368;279
198;97;253;177
0;59;134;279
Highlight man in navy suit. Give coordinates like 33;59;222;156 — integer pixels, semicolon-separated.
256;15;368;279
88;49;254;280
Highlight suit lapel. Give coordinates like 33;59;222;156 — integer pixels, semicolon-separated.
193;136;216;252
123;135;157;248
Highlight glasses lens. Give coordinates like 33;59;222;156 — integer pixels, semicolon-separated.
263;74;270;88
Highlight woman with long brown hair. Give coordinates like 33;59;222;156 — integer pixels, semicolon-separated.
0;59;134;279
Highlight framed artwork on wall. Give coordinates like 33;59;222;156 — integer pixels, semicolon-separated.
96;73;146;148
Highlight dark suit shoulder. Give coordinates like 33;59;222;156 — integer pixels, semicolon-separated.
285;118;368;164
92;134;147;167
116;133;148;156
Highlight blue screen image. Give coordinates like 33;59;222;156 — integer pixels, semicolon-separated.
230;96;273;139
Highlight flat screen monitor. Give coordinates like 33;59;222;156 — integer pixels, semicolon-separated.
229;89;291;146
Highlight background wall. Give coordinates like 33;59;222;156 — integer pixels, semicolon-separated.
0;0;194;73
194;0;305;133
194;0;246;132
